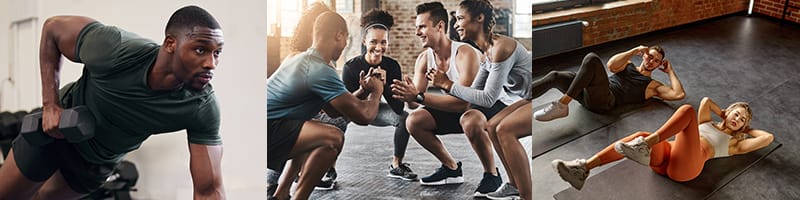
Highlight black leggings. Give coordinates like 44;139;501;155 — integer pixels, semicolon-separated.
393;113;410;159
530;53;615;112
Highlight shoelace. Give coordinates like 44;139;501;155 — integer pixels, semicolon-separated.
399;163;413;172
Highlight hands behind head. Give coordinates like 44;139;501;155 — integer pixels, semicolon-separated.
426;68;452;90
659;59;672;73
360;66;386;93
391;75;419;102
634;45;649;55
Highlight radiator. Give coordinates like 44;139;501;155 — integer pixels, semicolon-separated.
533;20;584;59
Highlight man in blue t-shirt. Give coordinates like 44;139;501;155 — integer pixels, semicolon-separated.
267;11;386;200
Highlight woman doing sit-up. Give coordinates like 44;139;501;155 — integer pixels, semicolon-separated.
552;97;774;190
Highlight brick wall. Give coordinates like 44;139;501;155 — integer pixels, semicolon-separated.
382;0;513;75
533;0;748;48
754;0;800;24
270;0;517;76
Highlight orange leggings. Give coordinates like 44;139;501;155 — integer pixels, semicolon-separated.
593;105;711;181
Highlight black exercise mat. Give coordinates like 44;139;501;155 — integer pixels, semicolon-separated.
554;141;782;200
532;99;675;158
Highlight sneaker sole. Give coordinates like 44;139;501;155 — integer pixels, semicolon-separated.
551;160;584;190
615;141;650;166
474;191;490;197
313;181;336;191
419;177;464;186
486;195;521;200
387;174;417;181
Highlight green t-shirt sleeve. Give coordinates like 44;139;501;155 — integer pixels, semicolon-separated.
186;94;222;145
75;22;158;76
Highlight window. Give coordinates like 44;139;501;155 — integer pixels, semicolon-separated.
513;0;532;38
267;1;304;37
336;0;353;13
533;0;617;13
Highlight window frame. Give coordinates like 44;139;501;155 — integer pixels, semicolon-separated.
512;0;533;38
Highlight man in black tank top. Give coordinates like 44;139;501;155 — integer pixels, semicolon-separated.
531;45;686;121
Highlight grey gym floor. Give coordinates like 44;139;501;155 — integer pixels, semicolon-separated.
308;115;533;199
532;14;800;199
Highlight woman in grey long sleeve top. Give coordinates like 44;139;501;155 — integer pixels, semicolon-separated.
426;1;533;199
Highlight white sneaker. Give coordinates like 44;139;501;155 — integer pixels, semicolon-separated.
614;136;651;166
551;159;589;190
534;101;569;121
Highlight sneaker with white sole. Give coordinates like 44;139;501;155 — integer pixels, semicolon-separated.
551;159;589;190
388;163;418;181
534;101;569;121
314;168;337;191
614;136;651;166
486;182;521;200
474;170;503;197
420;161;464;185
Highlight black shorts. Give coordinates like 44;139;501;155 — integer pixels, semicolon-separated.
267;118;304;171
473;101;508;120
422;107;465;135
11;135;116;194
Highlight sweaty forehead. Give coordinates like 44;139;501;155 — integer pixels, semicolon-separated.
188;26;223;38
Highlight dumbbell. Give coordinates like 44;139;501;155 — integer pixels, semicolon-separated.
20;106;95;146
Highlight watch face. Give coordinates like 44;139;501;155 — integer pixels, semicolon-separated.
415;93;424;103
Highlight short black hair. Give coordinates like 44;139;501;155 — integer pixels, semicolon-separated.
165;5;221;34
416;2;448;27
361;9;395;30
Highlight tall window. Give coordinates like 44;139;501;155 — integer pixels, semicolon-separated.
513;0;532;38
267;1;304;37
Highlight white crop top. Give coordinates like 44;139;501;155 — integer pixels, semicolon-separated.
699;122;732;158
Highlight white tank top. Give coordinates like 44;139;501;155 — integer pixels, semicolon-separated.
426;41;479;92
699;122;732;158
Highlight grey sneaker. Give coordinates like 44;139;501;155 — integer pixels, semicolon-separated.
614;136;651;166
388;163;418;181
551;159;589;190
486;182;520;200
534;101;569;121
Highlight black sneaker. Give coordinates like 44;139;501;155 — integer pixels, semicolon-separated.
388;163;418;181
420;161;464;186
314;168;337;191
474;169;503;197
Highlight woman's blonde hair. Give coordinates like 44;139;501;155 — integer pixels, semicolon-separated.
721;102;752;139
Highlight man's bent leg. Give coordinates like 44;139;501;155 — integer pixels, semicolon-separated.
33;171;85;200
0;149;45;199
289;121;344;200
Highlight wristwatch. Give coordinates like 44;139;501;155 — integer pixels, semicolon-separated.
415;92;425;104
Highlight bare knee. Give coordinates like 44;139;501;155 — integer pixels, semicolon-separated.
407;110;434;136
319;126;344;153
495;122;518;144
460;109;486;139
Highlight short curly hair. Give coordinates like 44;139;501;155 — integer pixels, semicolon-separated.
361;9;394;30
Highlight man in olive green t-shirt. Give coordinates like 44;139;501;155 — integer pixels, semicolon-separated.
0;6;226;199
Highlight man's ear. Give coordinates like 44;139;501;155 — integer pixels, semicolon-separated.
164;33;177;54
436;20;447;33
337;31;347;42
